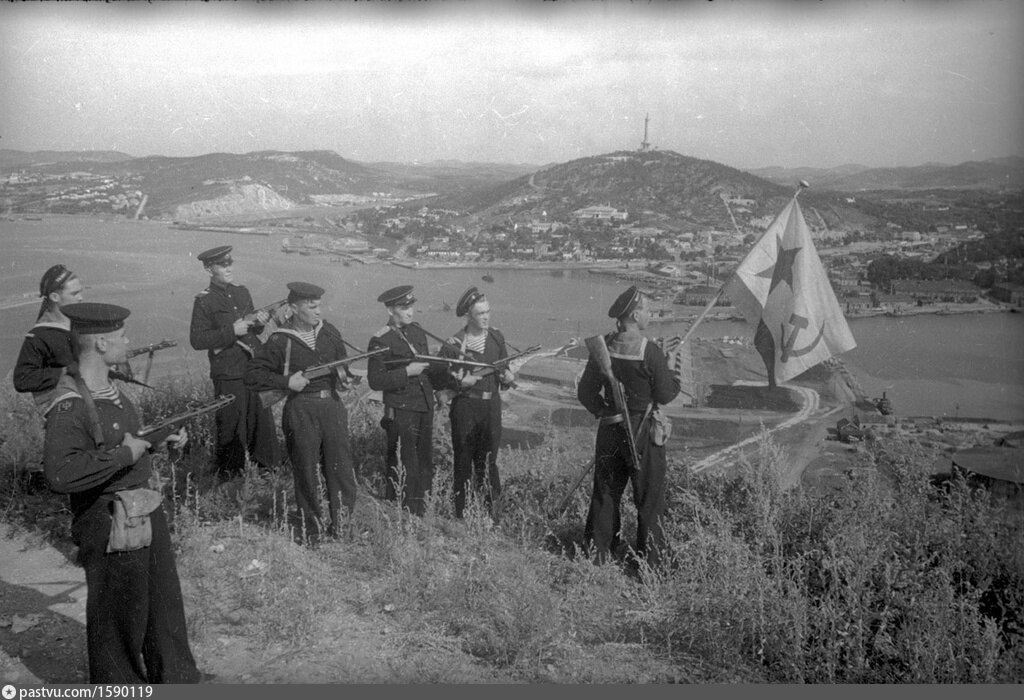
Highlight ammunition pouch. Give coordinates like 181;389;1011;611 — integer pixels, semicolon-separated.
650;409;672;446
107;488;163;553
380;405;396;431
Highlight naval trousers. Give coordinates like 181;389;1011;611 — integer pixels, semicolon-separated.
381;406;434;516
73;496;200;684
282;394;356;539
449;395;502;519
584;418;667;568
211;376;281;478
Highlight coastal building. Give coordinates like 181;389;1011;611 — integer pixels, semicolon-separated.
891;279;979;304
678;284;724;306
874;292;916;314
571;205;629;222
990;282;1024;306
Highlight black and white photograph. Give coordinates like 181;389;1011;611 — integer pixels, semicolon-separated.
1;0;1022;686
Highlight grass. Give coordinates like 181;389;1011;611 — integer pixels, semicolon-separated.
1;377;1022;683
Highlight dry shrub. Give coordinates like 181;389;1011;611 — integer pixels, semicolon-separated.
657;432;1024;682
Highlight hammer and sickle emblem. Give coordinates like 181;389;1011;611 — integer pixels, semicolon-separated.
780;313;825;362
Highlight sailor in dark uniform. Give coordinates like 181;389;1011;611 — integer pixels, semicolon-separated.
577;286;681;569
438;286;516;521
366;285;446;516
245;282;357;542
188;245;280;480
42;302;203;684
13;264;84;411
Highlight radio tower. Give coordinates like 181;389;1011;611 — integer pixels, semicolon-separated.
639;113;651;152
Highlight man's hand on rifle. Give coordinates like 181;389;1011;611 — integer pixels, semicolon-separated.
335;368;359;391
164;428;189;453
122;432;151;462
233;318;253;337
499;368;516;386
272;304;291;325
405;361;429;377
288;371;310;393
455;368;480;388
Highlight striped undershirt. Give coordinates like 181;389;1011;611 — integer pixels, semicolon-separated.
295;323;320;349
91;384;122;408
463;332;486;355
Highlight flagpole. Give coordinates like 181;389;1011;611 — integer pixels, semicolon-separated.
676;181;810;347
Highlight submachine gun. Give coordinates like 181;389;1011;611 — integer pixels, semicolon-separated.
111;338;179;387
391;323;541;389
137;394;235;445
466;344;541;388
258;347;388;410
237;299;288;356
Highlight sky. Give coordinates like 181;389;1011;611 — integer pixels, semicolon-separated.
1;0;1022;171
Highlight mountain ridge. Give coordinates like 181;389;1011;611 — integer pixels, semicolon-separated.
2;148;1020;227
748;156;1024;191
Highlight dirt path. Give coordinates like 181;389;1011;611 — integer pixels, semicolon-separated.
0;525;86;684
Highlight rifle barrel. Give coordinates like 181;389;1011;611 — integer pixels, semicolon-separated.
302;348;386;376
384;354;493;369
126;339;177;359
138;394;235;441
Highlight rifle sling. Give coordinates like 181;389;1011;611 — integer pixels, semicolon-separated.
70;372;106;449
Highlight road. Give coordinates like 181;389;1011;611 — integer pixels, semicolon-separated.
687;380;845;488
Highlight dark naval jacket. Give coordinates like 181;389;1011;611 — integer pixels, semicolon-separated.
42;375;154;518
13;322;76;406
437;327;510;397
577;332;680;419
189;281;263;381
367;322;444;413
245;320;349;397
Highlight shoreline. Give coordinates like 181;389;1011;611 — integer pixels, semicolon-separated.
383;261;1017;318
388;259;629;272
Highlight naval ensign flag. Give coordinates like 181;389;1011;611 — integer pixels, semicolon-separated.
722;196;856;387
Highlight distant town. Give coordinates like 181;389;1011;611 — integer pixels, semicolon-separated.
3;151;1023;318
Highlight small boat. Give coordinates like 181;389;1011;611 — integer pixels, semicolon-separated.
481;274;495;283
874;391;894;416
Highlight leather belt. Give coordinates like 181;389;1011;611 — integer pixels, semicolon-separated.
460;390;494;401
598;405;652;426
296;389;334;399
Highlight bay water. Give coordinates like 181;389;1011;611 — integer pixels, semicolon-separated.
2;216;1021;422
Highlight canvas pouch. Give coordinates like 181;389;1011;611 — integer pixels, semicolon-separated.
107;488;163;553
651;409;672;446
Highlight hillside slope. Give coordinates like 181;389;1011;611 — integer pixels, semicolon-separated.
420;149;800;232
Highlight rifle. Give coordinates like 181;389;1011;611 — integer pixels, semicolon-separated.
410;322;478;361
556;457;596;517
469;344;541;376
126;338;178;360
245;298;288;325
258;347;388;410
116;338;179;385
137;394;235;445
383;354;495;370
236;299;288;355
584;334;642;473
108;368;160;392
